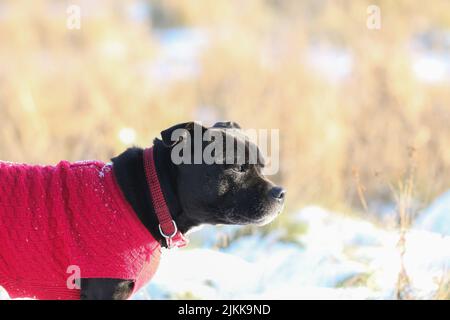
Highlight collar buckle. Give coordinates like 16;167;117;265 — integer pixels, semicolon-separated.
158;220;178;249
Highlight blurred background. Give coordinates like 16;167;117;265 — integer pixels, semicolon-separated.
0;0;449;299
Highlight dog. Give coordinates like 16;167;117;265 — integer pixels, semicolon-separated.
0;121;285;300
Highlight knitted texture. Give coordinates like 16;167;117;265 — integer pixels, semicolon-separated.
0;160;161;300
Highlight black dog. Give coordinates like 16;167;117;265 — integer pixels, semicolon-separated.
1;121;285;300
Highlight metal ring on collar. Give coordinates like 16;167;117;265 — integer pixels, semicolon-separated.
158;220;178;239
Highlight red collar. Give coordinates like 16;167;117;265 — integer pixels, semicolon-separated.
143;147;188;249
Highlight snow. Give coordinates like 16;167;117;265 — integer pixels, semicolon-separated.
136;205;449;300
137;25;450;84
414;190;450;235
150;28;209;83
307;45;353;83
2;194;449;300
412;53;450;83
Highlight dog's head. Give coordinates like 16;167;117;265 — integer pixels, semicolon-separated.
158;121;285;227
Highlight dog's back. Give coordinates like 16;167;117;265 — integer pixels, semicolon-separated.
0;160;160;299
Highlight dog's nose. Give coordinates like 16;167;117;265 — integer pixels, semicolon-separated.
270;186;286;201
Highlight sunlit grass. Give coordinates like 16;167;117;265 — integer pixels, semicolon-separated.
1;0;450;216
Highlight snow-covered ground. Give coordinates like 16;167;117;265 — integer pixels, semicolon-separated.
135;205;448;300
414;190;450;236
1;191;449;300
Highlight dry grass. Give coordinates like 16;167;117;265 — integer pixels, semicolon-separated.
1;0;450;215
434;271;450;300
393;164;415;300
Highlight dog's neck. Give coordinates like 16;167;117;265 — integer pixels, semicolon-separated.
111;141;198;245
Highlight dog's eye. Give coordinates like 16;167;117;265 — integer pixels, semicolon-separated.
233;164;248;173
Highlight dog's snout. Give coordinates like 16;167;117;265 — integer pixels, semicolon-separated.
270;186;286;201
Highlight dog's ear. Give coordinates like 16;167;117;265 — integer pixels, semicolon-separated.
212;121;242;129
160;122;189;147
160;122;207;147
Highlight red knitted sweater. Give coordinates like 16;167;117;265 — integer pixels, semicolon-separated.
0;160;161;300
